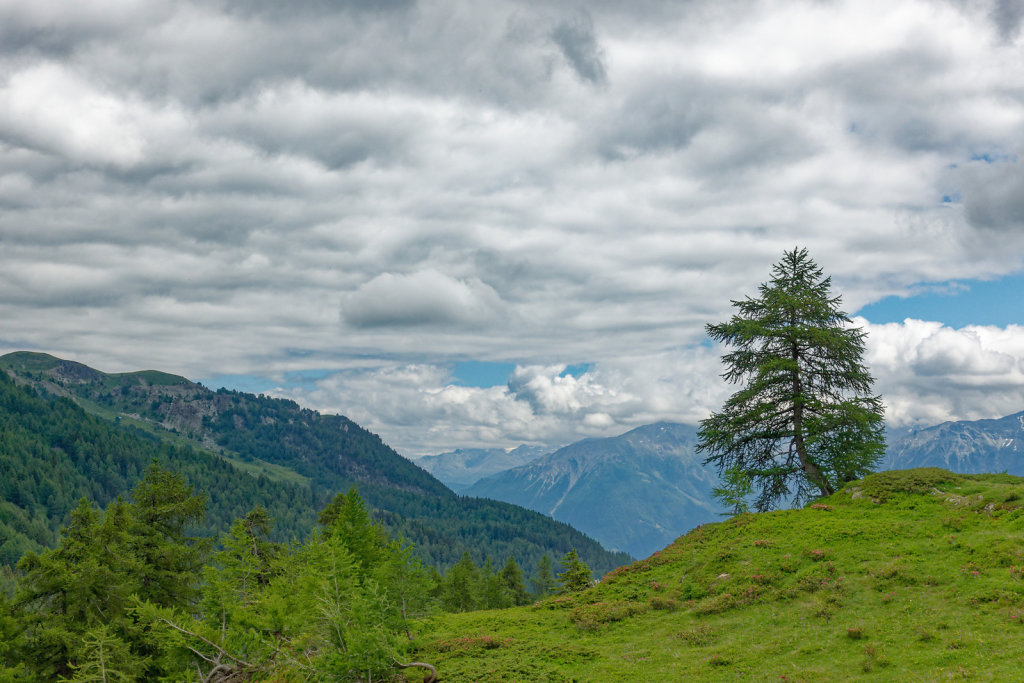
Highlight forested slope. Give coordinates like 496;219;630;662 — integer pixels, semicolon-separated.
0;352;629;573
0;469;442;681
0;370;319;565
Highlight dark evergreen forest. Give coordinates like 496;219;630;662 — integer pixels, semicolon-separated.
0;352;629;574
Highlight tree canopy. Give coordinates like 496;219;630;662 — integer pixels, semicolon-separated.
697;247;885;510
557;548;593;593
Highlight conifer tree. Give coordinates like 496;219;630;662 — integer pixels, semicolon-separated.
499;555;531;606
0;591;23;680
556;548;592;593
378;537;434;638
441;552;480;612
480;557;510;609
697;247;885;510
66;624;142;683
532;555;556;597
129;463;208;609
15;498;142;680
713;465;753;516
318;486;389;575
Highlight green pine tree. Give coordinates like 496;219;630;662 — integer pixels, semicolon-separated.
713;465;753;516
480;558;510;609
441;552;480;612
532;554;556;598
66;624;142;683
129;463;208;609
376;536;434;638
557;548;592;593
697;247;886;510
499;555;531;606
318;486;389;575
15;498;142;680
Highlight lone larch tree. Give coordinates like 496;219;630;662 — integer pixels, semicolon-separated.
697;247;885;510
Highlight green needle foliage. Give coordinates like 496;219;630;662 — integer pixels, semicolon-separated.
499;556;531;606
532;554;555;598
557;548;593;593
698;247;885;510
1;465;442;681
12;464;208;681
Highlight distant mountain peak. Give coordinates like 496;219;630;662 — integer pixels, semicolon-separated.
466;421;720;558
415;444;549;492
885;409;1024;474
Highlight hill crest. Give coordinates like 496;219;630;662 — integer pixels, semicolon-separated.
415;468;1024;680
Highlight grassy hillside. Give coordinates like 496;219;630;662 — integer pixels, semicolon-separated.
411;468;1024;680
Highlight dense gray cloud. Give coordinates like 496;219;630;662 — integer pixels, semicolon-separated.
550;11;607;85
952;158;1024;233
1;0;1024;455
991;0;1024;41
342;270;508;328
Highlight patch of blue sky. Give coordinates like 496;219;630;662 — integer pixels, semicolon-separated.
451;361;594;387
969;151;1017;164
560;363;592;378
281;368;336;391
856;271;1024;328
197;373;278;394
452;361;516;387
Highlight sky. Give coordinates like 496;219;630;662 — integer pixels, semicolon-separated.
1;0;1023;457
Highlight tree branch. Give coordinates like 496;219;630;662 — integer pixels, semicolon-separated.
395;660;438;683
159;618;254;669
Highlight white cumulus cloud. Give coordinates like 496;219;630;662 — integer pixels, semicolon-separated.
864;318;1024;427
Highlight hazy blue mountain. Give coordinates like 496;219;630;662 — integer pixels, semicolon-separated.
883;410;1024;474
466;422;724;558
414;445;550;492
441;410;1024;559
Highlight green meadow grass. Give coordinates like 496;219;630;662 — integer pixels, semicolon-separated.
410;469;1024;681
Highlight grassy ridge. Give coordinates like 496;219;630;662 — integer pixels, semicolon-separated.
412;469;1024;680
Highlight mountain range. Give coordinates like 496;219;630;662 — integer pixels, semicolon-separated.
883;410;1024;474
414;445;548;492
0;351;630;573
422;410;1024;559
465;422;723;558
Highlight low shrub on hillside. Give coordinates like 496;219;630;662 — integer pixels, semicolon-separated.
434;634;513;653
648;594;681;611
569;600;648;630
853;468;962;501
675;624;717;646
